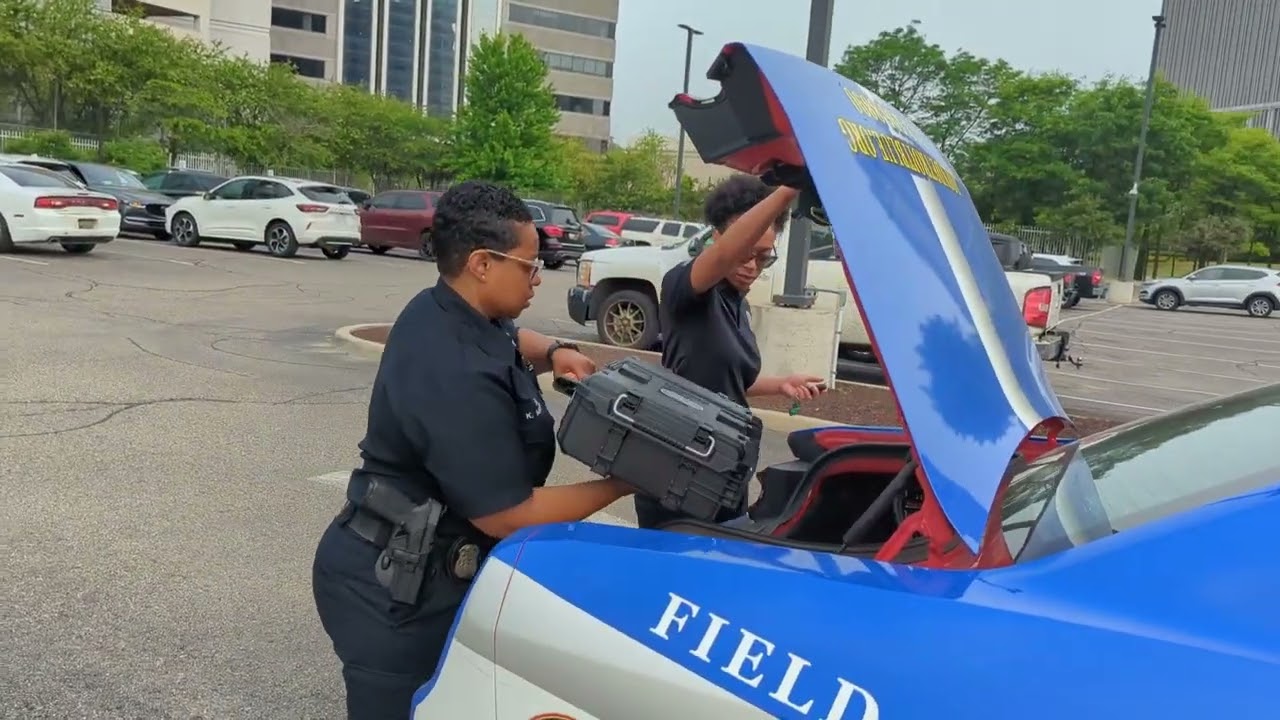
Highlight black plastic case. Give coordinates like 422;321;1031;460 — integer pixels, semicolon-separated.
555;358;764;521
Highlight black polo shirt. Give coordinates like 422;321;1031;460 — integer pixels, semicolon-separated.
634;260;762;529
346;281;557;538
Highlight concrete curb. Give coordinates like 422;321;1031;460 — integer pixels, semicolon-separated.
335;323;389;357
335;324;838;432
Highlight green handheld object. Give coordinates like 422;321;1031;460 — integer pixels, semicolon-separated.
789;400;801;416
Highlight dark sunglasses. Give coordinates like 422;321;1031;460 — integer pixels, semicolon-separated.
752;251;779;269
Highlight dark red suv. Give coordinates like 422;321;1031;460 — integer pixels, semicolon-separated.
358;189;443;259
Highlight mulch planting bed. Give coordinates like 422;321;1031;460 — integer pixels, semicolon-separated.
348;323;1122;437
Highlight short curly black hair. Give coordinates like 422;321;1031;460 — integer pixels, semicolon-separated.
704;174;789;234
431;180;534;277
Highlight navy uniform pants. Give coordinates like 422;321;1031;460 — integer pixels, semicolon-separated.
312;518;468;720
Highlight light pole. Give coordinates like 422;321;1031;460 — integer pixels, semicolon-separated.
672;23;702;218
1120;13;1168;282
774;0;835;308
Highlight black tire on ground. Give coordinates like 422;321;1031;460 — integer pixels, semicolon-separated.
545;259;565;270
265;221;299;258
322;245;350;260
1246;294;1275;318
0;215;13;253
1152;289;1180;311
596;289;660;349
369;245;389;255
61;243;95;254
170;212;201;247
417;231;434;261
1066;293;1081;308
233;241;255;252
152;230;170;241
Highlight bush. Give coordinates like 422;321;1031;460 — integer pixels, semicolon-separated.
101;138;168;173
2;130;90;160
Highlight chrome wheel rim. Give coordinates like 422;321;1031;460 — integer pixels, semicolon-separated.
1250;298;1271;316
604;301;646;346
1156;292;1176;309
266;225;290;254
173;217;194;243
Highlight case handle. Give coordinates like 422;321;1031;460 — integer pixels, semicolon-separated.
611;393;719;459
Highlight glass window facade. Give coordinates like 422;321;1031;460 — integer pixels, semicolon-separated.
342;0;373;90
555;94;610;116
542;51;612;78
426;0;460;116
385;0;418;102
507;3;615;39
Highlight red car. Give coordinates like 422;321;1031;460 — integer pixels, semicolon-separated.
358;189;443;259
583;210;635;235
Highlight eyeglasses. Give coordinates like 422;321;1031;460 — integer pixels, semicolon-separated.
483;249;544;280
751;251;779;269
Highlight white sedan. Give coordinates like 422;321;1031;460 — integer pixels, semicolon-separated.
0;162;121;254
165;175;361;259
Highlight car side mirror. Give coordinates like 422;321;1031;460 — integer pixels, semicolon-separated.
202;192;212;200
361;200;372;209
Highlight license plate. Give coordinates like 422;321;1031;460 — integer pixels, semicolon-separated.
78;218;96;229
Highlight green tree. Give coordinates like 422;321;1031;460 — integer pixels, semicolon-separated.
321;84;451;189
578;131;671;213
0;0;106;128
833;21;1014;155
1173;214;1252;267
450;32;564;192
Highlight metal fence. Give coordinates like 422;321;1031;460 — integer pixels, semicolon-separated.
983;223;1105;266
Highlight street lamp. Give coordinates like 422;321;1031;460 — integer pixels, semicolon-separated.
1119;14;1168;282
672;23;703;218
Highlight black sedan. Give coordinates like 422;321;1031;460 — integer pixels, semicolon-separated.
582;222;631;251
19;158;174;239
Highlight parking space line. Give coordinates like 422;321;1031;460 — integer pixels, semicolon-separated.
1077;317;1280;344
1079;355;1269;384
0;255;48;266
1086;342;1280;369
1056;394;1164;413
104;250;195;266
1045;369;1220;396
1060;304;1123;323
1087;332;1280;355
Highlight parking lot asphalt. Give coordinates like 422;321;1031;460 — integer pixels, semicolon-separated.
2;238;1275;716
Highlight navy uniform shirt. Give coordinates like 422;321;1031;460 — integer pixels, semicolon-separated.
346;281;556;541
634;260;762;529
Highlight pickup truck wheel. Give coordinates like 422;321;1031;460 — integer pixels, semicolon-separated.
597;289;659;349
545;259;565;270
1065;293;1081;308
1246;294;1274;318
1153;289;1180;311
369;245;389;255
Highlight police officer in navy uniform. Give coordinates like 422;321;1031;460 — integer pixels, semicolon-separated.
312;181;636;720
635;175;827;530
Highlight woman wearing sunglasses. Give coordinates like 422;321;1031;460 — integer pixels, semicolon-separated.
634;174;828;530
312;181;636;719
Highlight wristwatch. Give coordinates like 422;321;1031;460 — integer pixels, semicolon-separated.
545;340;580;367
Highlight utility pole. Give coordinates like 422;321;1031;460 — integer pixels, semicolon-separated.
774;0;834;308
1120;13;1168;282
672;23;702;218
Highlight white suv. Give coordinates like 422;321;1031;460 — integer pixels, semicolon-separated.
1139;265;1280;317
165;175;361;259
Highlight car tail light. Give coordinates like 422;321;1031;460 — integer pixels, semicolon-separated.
35;196;117;211
296;203;329;213
1023;287;1052;328
1091;269;1102;284
544;225;564;238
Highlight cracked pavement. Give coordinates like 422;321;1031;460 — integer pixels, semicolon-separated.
0;238;616;719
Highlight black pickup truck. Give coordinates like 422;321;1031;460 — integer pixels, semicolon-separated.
1030;253;1104;307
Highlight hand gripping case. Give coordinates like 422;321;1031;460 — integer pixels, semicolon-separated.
555;358;764;521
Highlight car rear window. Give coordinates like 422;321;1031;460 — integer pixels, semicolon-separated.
299;185;352;204
1001;387;1280;563
623;218;660;233
0;165;79;188
589;212;620;225
550;207;580;225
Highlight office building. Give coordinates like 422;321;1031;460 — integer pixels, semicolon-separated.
96;0;271;61
1158;0;1280;136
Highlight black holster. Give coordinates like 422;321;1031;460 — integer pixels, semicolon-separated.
359;479;445;605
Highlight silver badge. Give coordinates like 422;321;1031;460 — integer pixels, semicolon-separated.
452;543;480;580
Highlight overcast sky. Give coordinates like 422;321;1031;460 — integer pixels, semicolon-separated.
610;0;1165;141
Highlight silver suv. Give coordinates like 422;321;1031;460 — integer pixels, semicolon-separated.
1139;264;1280;317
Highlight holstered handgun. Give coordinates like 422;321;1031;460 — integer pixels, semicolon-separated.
360;479;444;605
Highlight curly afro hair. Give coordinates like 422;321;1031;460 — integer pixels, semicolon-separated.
431;180;534;277
703;174;789;234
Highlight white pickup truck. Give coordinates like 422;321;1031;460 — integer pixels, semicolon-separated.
565;226;1069;379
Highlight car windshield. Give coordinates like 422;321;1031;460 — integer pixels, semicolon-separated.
1001;385;1280;563
77;162;146;188
0;165;80;188
550;207;580;225
299;185;352;204
585;223;617;238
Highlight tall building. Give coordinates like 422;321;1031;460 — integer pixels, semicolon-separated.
97;0;271;61
1158;0;1280;136
269;1;341;83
